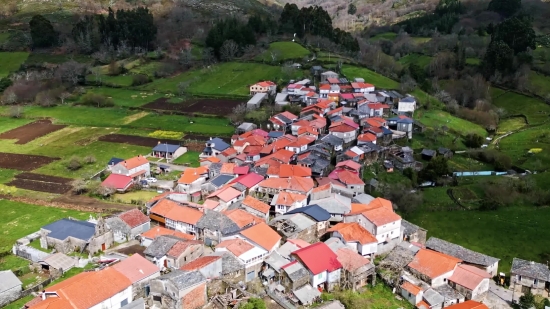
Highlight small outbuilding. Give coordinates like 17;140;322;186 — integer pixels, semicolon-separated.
151;143;185;160
247;93;267;109
0;270;22;307
421;149;437;161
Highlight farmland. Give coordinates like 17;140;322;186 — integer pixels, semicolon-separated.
78;87;164;107
491;89;550;125
256;41;310;61
142;97;244;116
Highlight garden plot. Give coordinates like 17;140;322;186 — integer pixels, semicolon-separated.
6;173;73;194
0;120;66;144
142;97;243;116
0;153;59;171
98;134;182;147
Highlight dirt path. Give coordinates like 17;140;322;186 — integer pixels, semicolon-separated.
122;111;149;125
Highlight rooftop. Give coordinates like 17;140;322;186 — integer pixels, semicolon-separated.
407;249;462;279
42;218;96;242
0;270;22;293
141;226;194;240
425;237;499;267
242;195;271;214
117;155;149;170
240;222;281;251
152;143;181;152
118;208;149;228
216;238;255;257
160;270;206;290
180;255;222;271
327;222;377;245
285;205;331;222
448;264;491;290
292;242;342;275
511;258;550;281
111;253;159;284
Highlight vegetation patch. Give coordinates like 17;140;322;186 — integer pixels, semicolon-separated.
128;114;234;135
496;117;527;134
492;91;550;125
148;130;184;140
398;53;432;68
172;151;201;167
499;124;550;170
342;65;399;89
0;52;29;78
415;109;487;137
256;41;310;61
80;87;164;108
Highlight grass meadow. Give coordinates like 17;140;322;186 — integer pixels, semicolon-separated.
398;53;432;68
80;87;164;107
492;90;550;125
0;51;29;78
172;150;201;167
128;114;234;135
415;109;487;137
256;41;310;61
498;124;550;170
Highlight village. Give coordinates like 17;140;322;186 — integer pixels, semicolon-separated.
2;69;548;309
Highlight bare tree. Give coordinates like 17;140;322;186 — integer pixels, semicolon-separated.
178;48;194;69
58;92;71;105
55;61;88;87
72;179;87;195
177;81;190;97
1;90;17;105
400;74;417;93
220;40;239;62
228;103;248;126
269;49;280;63
202;47;215;66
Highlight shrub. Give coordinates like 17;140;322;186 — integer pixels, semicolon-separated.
0;78;13;92
9;106;23;118
35;90;56;107
66;156;82;171
84;155;96;164
80;93;115;107
464;133;484;148
131;74;150;86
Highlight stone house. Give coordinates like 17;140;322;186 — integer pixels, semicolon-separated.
112;254;161;300
447;264;490;301
107;209;150;243
269;213;318;243
0;270;22;307
40;217;114;255
286;205;331;237
143;236;203;269
195;211;241;247
335;248;376;290
180;255;223;279
401;220;427;244
241;196;271;222
510;258;550;298
425;237;499;276
280;261;311;291
149;270;207;309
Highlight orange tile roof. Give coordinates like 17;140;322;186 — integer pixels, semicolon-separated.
240;222;281;251
361;206;401;226
151;201;203;225
141;226;195;240
202;199;220;210
329;123;356;133
349;203;370;215
336;160;361;171
327;222;377;244
220;163;236;174
401;281;422;296
167;240;202;257
444;301;489;309
271;138;295;151
178;168;204;184
258;176;314;193
35;268;131;309
336;247;369;271
286;135;316;148
286;238;310;248
417;300;431;309
274;191;307;206
408;249;462;279
216;238;255;257
220;148;237;157
256;149;295;166
208;186;241;202
242;196;271;214
447;264;491;290
118;208;149;228
337;170;364;185
201;156;221;163
312;183;331;193
279;164;312;177
180;255;221;271
224;209;261;228
266;159;282;175
117;155;148;170
358;132;377;142
369;197;393;210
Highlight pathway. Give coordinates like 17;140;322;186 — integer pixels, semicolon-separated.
149;161;188;172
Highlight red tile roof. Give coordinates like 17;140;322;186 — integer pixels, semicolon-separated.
447;264;490;290
274;191;307;206
329;123;356;133
319;84;331;90
141;226;194;240
401;281;422;296
336;160;361;171
180;255;221;271
292;242;342;275
202;199;220;210
240;222;281;251
242;196;271;214
208;186;241;202
327;222;377;244
408;249;462;279
233;172;264;188
444;301;489;309
258;176;314;194
336;170;365;185
111;253;159;284
286;238;311;249
117;155;148;170
336;248;369;271
224;209;260;228
101;174;132;190
279;164;312;177
358;133;377;143
297;126;319;136
351;82;374;89
118;208;149;228
216;238;255;257
286;135;316;148
361;206;401;226
234;166;250;175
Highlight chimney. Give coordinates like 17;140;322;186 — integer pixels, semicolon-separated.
42;290;46;300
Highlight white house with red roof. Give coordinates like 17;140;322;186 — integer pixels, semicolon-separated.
250;81;276;96
291;242;342;291
111;155;150;180
101;174;134;192
351;82;375;93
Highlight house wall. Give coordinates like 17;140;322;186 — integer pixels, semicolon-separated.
398;101;416;112
453;278;489;300
89;286;133;309
197;260;223;279
485;261;499;277
165;219;197;235
375;219;401;244
175;178;206;195
311;270;328;287
347;184;365;196
130;222;150;238
289;225;317;244
0;285;22;307
330;131;356;144
112;163;151;178
431;269;455;287
513;274;547;290
172;245;204;268
242;205;268;222
359;242;377;256
400;288;422;306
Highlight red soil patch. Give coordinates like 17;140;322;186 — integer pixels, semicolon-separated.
116;245;146;256
98;134;182;147
0;153;59;171
0;120;66;144
142;98;243;116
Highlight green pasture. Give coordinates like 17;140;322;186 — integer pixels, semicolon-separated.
342;65;399;89
0;117;32;134
256;41;310;61
368;32;397;41
0;51;29;78
415;109;487;137
128;114;234;135
172;151;201;167
81;87;164;107
398;53;432;68
499;124;550;171
25;53;91;65
491;90;550;125
142;62;305;96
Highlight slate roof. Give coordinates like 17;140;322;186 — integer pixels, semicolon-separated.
281;261;310;282
311;194;351;215
320;134;344;146
352;193;375;205
152;144;180;152
40;253;76;271
210;174;235;187
401;219;422;236
0;270;22;293
208;138;230;152
268;131;285;139
209;252;244;275
144;235;180;258
293;284;322;304
400;96;416;102
433;284;465;301
265;252;290;272
286;205;331;222
120;298;145;309
42;219;96;241
196;211;241;235
108;157;124;166
511;258;550;281
423;288;444;306
421;149;436;157
425;237;499;267
160;270;206;290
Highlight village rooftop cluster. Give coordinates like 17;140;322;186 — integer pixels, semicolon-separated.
2;70;547;309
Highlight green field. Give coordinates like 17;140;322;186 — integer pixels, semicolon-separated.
0;200;91;252
80;87;164;107
398;53;432;68
342;65;399;89
326;283;414;309
407;202;550;272
142;62;305;96
86;74;135;87
492;90;550;125
527;71;550;97
256;41;310;61
128;114;234;135
0;51;29;78
0;168;20;184
466;58;481;66
416;109;488;137
497;117;527;134
0;117;32;134
172;151;201;167
113;190;159;203
368;32;397;41
24;53;91;65
499;124;550;170
0;32;10;44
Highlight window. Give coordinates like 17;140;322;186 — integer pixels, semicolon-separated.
317;273;323;279
534;279;538;285
120;299;128;307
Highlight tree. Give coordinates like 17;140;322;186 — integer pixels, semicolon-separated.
482;40;514;77
400;74;417;93
177;81;190;97
72;179;87;195
8;106;22;118
492;15;536;54
220;40;239;62
348;3;357;15
464;133;484;148
518;291;535;309
420;157;450;182
29;15;58;48
58;92;71;105
55;61;88;87
178;48;194;69
228;103;248;126
240;298;266;309
488;0;521;17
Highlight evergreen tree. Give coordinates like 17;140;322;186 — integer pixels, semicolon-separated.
482;40;514;76
492;14;536;54
488;0;522;17
29;15;58;48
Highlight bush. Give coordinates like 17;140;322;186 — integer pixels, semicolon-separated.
80;93;115;107
84;155;96;164
66;156;82;171
464;133;484;148
468;150;513;171
35;90;56;107
131;74;150;86
9;106;23;118
0;78;13;92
